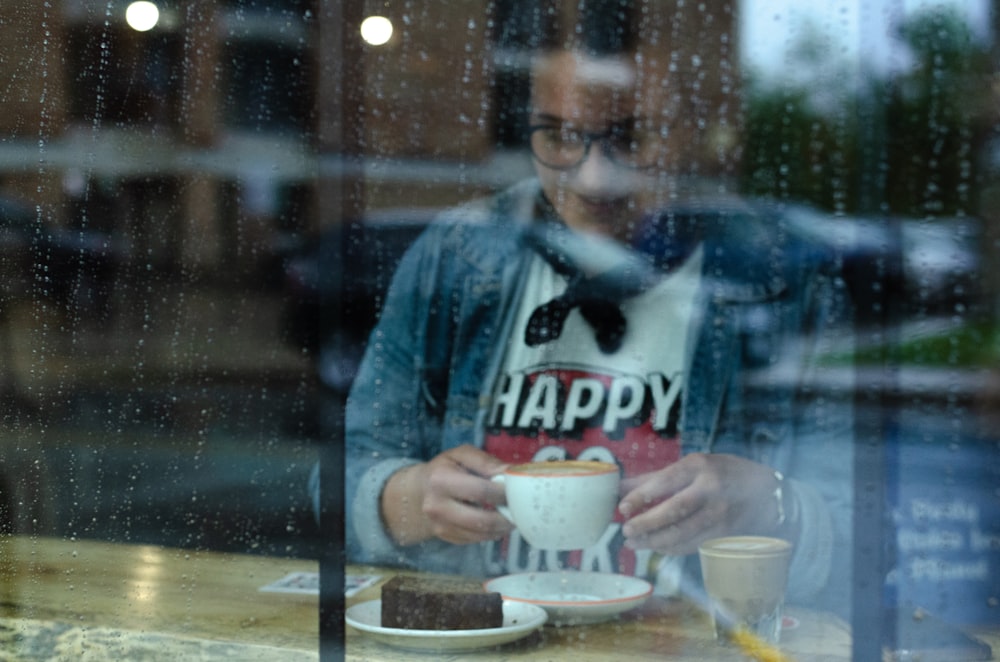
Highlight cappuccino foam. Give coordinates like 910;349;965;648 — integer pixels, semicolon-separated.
507;460;617;476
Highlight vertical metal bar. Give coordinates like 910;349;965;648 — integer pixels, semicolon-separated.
317;1;366;660
851;1;902;658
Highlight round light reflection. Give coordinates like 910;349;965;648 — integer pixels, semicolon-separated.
360;16;393;46
126;1;160;32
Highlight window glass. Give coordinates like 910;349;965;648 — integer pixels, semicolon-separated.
1;1;998;660
0;0;321;656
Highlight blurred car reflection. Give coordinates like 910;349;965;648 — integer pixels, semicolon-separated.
0;194;128;320
281;208;437;396
281;202;985;396
782;205;984;323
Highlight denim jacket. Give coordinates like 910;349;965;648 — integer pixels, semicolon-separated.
342;179;854;613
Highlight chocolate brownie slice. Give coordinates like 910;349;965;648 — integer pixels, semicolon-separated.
380;575;504;630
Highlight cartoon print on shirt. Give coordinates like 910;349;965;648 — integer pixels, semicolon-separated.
481;250;702;580
489;369;682;440
482;367;683;578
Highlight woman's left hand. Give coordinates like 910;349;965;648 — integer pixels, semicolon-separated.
618;452;783;556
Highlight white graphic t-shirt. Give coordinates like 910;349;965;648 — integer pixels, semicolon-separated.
481;244;704;584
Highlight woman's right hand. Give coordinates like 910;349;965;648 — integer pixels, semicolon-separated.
381;444;513;546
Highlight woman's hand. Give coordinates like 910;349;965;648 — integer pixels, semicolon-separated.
381;445;513;547
618;452;783;556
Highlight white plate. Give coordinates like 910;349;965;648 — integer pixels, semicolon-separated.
345;599;547;652
484;571;653;626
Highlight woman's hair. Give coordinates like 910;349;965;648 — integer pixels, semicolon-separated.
492;0;744;178
493;0;639;56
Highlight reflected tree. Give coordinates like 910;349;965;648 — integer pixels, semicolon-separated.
741;22;861;212
882;8;994;218
742;6;994;220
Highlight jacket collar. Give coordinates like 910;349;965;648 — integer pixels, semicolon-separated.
525;188;805;306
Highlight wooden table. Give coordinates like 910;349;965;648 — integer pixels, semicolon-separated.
346;566;1000;661
11;537;991;661
345;566;857;661
0;535;318;660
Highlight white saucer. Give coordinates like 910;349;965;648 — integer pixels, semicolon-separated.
345;599;546;652
484;571;653;626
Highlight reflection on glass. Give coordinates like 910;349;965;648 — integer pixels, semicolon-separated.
0;0;996;660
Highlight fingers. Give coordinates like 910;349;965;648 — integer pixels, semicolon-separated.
434;445;508;506
426;459;505;508
619;453;729;555
447;444;510;479
621;482;706;545
623;491;728;555
619;453;713;519
420;445;513;545
423;497;513;545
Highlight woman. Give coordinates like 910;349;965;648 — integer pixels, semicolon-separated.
341;2;853;615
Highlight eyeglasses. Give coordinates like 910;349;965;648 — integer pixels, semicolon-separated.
528;122;665;170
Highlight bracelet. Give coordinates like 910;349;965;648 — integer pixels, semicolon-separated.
773;470;786;528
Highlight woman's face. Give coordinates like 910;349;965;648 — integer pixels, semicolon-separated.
530;50;683;243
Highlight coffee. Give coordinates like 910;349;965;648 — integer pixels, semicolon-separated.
698;536;792;645
699;537;790;556
505;460;618;476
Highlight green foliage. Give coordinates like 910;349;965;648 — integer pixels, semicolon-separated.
740;7;993;218
741;82;861;212
846;321;1000;368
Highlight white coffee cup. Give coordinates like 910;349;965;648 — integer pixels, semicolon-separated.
492;460;620;550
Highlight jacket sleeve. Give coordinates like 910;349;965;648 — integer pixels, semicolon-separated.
756;256;856;616
339;182;537;570
706;244;855;617
787;260;855;618
342;224;454;567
